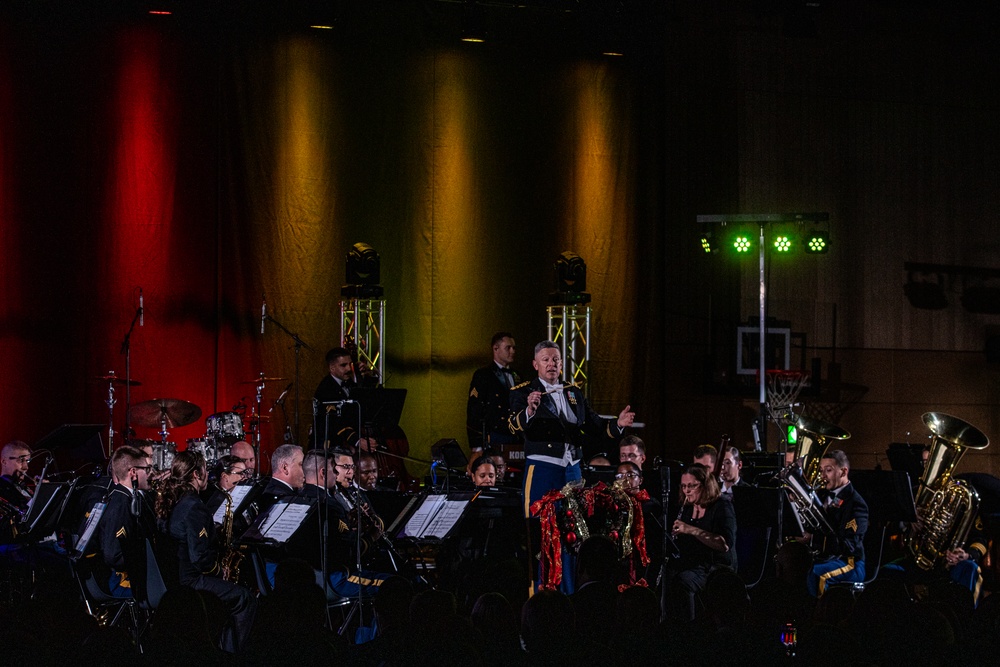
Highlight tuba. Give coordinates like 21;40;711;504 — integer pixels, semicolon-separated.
906;412;989;570
775;415;850;536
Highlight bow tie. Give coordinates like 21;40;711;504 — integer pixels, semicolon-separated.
499;367;513;374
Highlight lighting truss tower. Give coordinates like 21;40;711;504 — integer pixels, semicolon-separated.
339;298;385;381
547;304;591;396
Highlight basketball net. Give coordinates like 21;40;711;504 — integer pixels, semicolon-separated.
758;369;810;422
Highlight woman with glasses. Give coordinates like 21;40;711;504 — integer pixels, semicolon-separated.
215;455;250;493
662;463;737;621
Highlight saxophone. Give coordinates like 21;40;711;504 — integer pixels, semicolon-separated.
218;488;244;583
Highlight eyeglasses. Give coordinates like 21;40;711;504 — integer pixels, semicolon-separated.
132;465;153;472
225;468;251;477
336;463;355;470
615;472;640;480
5;455;29;463
680;482;702;490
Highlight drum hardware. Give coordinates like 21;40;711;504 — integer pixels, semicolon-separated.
129;398;202;430
239;376;288;384
96;371;142;455
119;287;145;457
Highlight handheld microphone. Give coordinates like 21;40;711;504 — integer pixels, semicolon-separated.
139;288;144;327
260;295;267;335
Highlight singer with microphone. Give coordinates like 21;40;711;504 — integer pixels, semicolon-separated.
662;464;737;622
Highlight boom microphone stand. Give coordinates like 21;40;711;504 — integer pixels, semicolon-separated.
262;310;311;447
119;290;144;456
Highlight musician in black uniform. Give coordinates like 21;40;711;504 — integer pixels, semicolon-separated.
260;444;305;504
664;464;737;620
289;449;389;596
509;341;634;593
719;447;751;499
807;449;868;596
467;332;521;459
88;446;155;598
0;440;32;513
313;347;369;450
155;450;256;652
510;341;634;516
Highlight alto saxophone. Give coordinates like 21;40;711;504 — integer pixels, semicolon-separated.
218;488;244;583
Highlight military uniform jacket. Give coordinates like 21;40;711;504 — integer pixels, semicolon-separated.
467;364;520;449
287;484;356;571
95;484;155;572
818;482;868;562
508;378;623;461
164;491;218;584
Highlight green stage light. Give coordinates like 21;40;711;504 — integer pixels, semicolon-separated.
773;235;792;252
805;231;829;253
787;424;798;445
700;232;713;253
733;234;753;253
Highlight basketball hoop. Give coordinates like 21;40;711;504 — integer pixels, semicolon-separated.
757;369;810;421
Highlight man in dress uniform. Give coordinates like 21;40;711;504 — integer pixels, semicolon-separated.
467;332;521;461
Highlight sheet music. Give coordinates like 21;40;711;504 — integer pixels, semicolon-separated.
424;499;469;539
74;502;106;556
403;494;447;537
259;502;312;542
213;486;252;524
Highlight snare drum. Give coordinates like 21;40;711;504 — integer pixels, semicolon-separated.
205;412;245;441
186;438;228;466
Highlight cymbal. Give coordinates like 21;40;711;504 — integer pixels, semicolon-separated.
240;376;288;384
94;373;142;386
129;398;203;429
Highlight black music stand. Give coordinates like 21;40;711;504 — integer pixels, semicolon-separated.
886;443;926;491
432;438;468;471
34;424;106;477
352;387;406;430
19;482;71;542
582;464;617;486
849;469;917;525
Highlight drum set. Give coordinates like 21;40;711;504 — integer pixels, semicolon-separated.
97;372;288;473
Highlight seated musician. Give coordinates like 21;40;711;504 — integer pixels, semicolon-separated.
0;440;33;513
470;456;497;488
807;450;868;597
87;446;155;598
487;452;508;485
357;452;379;491
692;444;718;470
289;448;389;596
616;461;662;585
260;444;305;504
663;464;736;621
719;447;750;499
230;441;257;477
155;450;256;652
215;455;251;493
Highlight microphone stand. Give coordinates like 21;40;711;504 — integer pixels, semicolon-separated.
262;312;311;447
119;303;143;457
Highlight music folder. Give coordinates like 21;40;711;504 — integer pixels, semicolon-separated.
241;500;313;544
395;492;470;540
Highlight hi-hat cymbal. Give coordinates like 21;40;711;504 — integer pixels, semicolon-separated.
94;373;142;386
129;398;202;429
240;376;288;384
